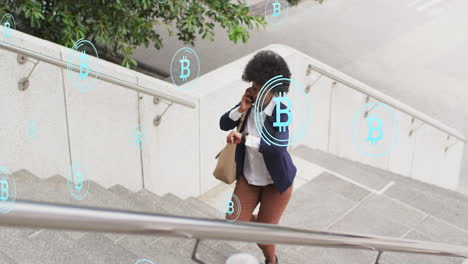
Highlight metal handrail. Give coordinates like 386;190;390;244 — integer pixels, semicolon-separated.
0;42;196;109
306;63;466;142
2;200;468;260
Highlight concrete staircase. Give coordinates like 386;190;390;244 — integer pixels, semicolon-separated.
1;146;468;264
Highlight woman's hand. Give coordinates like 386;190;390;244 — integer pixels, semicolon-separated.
227;131;243;144
239;87;255;113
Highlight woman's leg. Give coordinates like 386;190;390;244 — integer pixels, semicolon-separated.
256;185;293;263
226;175;261;222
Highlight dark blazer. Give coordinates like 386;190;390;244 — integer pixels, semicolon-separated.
219;103;297;193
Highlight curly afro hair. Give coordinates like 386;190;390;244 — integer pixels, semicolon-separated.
242;50;291;93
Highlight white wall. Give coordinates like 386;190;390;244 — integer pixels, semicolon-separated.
0;30;199;198
0;31;464;200
0;33;70;179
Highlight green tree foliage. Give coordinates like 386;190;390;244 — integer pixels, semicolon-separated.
0;0;322;68
0;0;295;68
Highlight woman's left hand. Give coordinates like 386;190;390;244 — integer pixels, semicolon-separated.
227;131;242;144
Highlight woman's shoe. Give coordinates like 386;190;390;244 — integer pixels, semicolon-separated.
264;255;278;264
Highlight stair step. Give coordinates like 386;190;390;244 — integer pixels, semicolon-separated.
299;172;370;202
117;235;193;263
12;169;41;183
185;197;219;218
0;250;16;264
74;232;139;264
108;185;168;214
12;169;41;201
158;193;206;218
281;177;361;230
289;246;376;264
381;230;463;264
292;145;397;190
0;229;93;264
386;180;468;232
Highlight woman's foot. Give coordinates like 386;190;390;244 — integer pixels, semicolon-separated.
264;255;278;264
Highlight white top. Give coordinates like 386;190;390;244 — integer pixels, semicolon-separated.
228;98;277;186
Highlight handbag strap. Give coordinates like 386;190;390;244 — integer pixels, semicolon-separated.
236;111;247;132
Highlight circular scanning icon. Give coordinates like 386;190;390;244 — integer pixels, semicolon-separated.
66;162;90;200
66;38;100;92
0;166;16;213
254;75;311;147
0;13;16;45
135;259;155;264
213;191;241;222
170;47;200;91
351;102;399;157
265;0;289;25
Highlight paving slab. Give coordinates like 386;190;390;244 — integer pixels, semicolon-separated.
328;202;410;237
360;193;427;228
386;180;468;232
381;230;463;264
292;145;396;190
282;186;358;230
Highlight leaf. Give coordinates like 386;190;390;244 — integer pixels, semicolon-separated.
6;0;300;67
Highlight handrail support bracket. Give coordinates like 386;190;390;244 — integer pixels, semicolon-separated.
374;251;383;264
153;101;174;127
191;239;206;264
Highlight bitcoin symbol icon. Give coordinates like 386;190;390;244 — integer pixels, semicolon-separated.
272;0;281;17
0;180;8;201
3;21;11;38
273;92;293;132
79;51;90;80
74;171;83;190
366;116;383;145
179;56;191;81
28;121;37;139
135;129;142;144
226;199;234;215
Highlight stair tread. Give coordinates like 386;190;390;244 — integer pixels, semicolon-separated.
0;229;94;264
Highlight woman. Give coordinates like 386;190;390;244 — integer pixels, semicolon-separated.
219;50;297;264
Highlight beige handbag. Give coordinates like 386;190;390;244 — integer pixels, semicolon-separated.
213;114;246;184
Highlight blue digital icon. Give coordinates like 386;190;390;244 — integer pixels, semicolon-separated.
66;162;90;200
170;47;200;91
265;0;288;25
74;171;83;190
66;38;99;92
253;75;311;147
0;166;16;213
135;259;155;264
365;115;383;145
272;0;282;17
351;102;399;157
0;180;8;201
3;21;11;38
179;56;190;81
132;125;143;150
0;14;16;45
224;193;241;222
27;120;38;139
226;199;234;215
272;92;293;132
79;51;90;80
